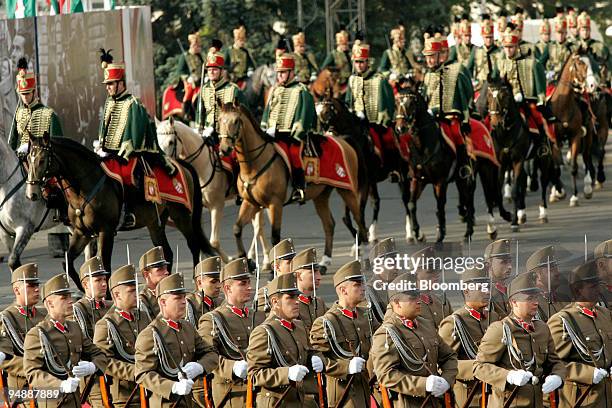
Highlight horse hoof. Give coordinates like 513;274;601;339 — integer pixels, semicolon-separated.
488;230;498;240
594;181;603;190
406;236;415;244
556;188;566;200
517;210;527;225
569;195;579;207
417;233;426;243
511;224;520;233
584;191;593;199
539;216;549;224
503;185;512;201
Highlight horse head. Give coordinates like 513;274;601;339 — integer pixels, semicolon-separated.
25;132;53;201
486;77;514;129
156;116;182;159
218;99;244;156
394;77;422;133
315;92;342;129
563;52;591;93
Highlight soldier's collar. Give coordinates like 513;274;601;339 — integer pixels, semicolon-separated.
162;318;181;331
112;90;129;101
86;297;106;310
16;304;36;318
512;315;535;333
227;304;249;318
298;294;312;305
213;78;228;89
576;305;597;319
357;68;374;79
401;317;417;329
275;317;295;331
419;293;432;305
51;319;68;333
117;309;134;321
199;293;214;308
464;306;485;321
337;304;357;319
23;98;41;109
494;282;508;294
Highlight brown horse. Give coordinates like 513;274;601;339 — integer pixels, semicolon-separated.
310;68;344;101
549;51;595;206
217;101;368;274
25;134;216;291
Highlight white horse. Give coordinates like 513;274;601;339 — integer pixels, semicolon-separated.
0;135;61;269
156;118;271;267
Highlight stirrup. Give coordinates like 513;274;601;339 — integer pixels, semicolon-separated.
119;209;137;229
291;188;306;205
458;165;473;180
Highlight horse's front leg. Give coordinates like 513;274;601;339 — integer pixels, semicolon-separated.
209;199;230;263
569;138;580;207
98;230;115;298
407;178;425;243
511;161;526;231
433;181;448;243
7;223;35;271
233;200;259;261
368;183;381;244
538;157;550;224
66;229;92;292
313;188;335;275
397;165;412;242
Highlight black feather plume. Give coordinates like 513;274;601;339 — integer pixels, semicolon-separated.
211;39;223;50
17;57;28;71
99;48;114;65
355;30;364;41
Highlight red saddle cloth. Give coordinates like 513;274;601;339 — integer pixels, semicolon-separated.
274;135;355;192
519;103;556;142
161;85;184;120
546;84;556;99
368;125;401;163
100;157;192;212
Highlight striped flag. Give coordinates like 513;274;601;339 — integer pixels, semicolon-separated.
6;0;36;18
49;0;84;14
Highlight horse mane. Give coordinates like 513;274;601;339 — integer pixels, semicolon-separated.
221;102;266;137
51;137;101;163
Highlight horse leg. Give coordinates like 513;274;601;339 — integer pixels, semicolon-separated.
538;157;550;224
339;187;368;257
582;141;594;200
367;184;381;244
457;174;475;243
503;170;513;201
433;182;448;243
66;230;92;292
510;162;524;232
478;163;498;240
233;201;259;259
397;166;412;242
569;138;580;207
312;188;335;275
209;199;230;263
254;210;272;272
6;223;34;271
97;230;115;298
408;179;425;243
145;213;174;267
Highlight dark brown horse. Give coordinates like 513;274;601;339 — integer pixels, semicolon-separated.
310;68;344;101
25;134;216;291
217;101;368;274
549;51;595;206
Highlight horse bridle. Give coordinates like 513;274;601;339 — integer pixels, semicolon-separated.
25;143;52;187
316;99;338;125
395;94;416;134
219;116;269;164
559;55;587;93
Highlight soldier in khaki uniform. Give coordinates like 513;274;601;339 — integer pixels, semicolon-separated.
71;256;111;340
524;246;571;321
134;273;217;407
474;272;567;408
197;258;265;407
292;30;318;84
23;274;108;408
548;260;612;408
186;256;222;329
247;273;324;407
269;238;297;276
412;246;453;328
92;264;151;407
371;272;458;407
366;237;398;324
292;248;327;332
594;239;611;310
438;266;499;407
310;260;377;407
138;246;170;320
485;239;513;317
0;264;47;406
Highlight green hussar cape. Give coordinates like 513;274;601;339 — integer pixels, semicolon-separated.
519;40;541;61
573;37;610;78
320;49;351;84
8;100;63;150
261;79;316;141
377;46;415;78
495;53;547;104
467;44;502;90
422;61;473;123
227;45;256;81
195;79;246;131
345;69;395;126
455;43;474;67
293;51;319;83
176;52;204;83
542;41;573;82
535;40;549;65
98;92;161;160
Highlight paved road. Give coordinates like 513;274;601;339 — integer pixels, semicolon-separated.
1;136;610;308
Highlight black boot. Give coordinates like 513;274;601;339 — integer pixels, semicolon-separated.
291;168;306;204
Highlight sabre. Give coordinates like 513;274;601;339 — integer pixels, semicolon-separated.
584;234;587;262
355;233;359;261
199;253;205;316
273;245;277;278
547;256;552;321
252;238;261;328
88;262;96;339
23;266;29;332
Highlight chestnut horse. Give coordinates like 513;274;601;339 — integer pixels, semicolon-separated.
218;101;368;274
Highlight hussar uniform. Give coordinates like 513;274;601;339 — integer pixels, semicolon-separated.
548;260;612;408
594;239;612;310
451;18;474;67
195;51;246;140
512;13;541;61
573;12;609;83
8;59;63;153
485;239;512;317
365;237;398;324
134;274;217;407
71;256;112;341
412;247;453;329
138;246;169;320
525;246;571;322
197;258;264;408
378;26;416;82
438;267;500;407
292;31;319;84
310;261;377;407
0;264;47;404
371;272;458;408
536;20;551;65
474;272;567;408
185;256;222;329
176;34;204;85
467;15;502;92
246;273;321;407
227;24;256;88
291;248;327;332
320;29;351;87
542;15;573;84
92;264;152;408
23;274;108;408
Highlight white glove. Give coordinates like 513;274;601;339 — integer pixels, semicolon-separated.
181;362;204;380
541;374;562;393
247;69;254;78
514;93;523;103
233;360;248;379
315;103;324;116
265;127;276;138
356;111;366;120
171;378;194;395
310;73;317;82
187;76;196;86
60;377;80;394
311;356;324;373
288;364;309;382
546;71;555;82
506;369;533;386
593;367;608;384
202;126;214;138
348;357;366;375
17;143;29;155
389;72;398;81
0;352;6;365
426;375;451;397
586;75;597;92
427;108;434;116
72;360;96;378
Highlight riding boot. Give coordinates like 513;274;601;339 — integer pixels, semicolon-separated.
291;168;307;204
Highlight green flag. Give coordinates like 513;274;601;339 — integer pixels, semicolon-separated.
6;0;36;18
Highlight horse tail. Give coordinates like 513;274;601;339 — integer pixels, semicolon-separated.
176;158;217;257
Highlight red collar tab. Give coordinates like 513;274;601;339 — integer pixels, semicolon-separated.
17;306;35;317
118;310;134;321
164;319;181;331
420;294;432;304
277;318;295;331
402;318;417;329
52;320;67;333
93;300;105;310
228;305;248;318
201;295;213;308
298;295;311;305
515;317;535;333
465;307;483;321
495;282;507;294
577;306;597;319
340;307;356;319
